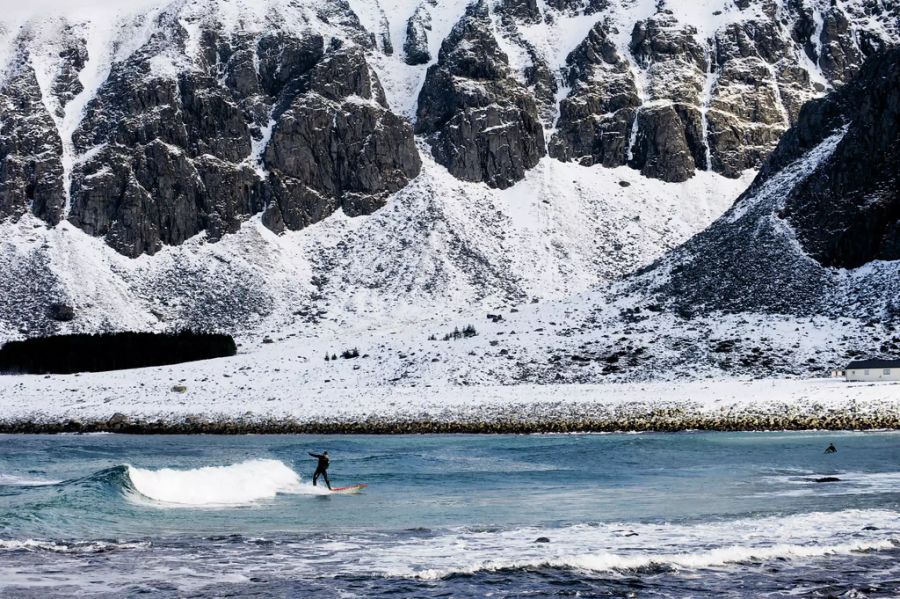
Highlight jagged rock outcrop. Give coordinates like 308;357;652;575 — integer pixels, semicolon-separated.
500;0;541;22
415;1;546;189
375;11;393;56
493;3;558;125
0;49;66;224
777;48;900;269
551;12;712;183
404;1;436;65
522;45;558;125
262;46;421;231
50;35;88;110
548;23;639;168
818;6;865;85
68;19;259;256
550;0;898;182
705;19;794;177
551;13;713;182
544;0;608;15
639;49;900;317
627;14;708;182
63;12;419;256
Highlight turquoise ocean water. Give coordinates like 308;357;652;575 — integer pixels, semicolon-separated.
1;432;898;597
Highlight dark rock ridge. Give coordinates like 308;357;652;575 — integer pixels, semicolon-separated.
261;45;422;232
777;48;900;269
638;49;900;317
415;1;546;189
2;7;419;257
404;0;436;65
67;14;419;257
0;47;67;224
548;23;640;169
550;0;898;182
500;0;541;23
544;0;609;16
626;12;709;183
705;17;796;177
494;2;558;125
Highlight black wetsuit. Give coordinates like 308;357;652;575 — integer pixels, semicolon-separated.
309;452;331;489
825;443;837;454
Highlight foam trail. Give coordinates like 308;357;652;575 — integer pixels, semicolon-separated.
0;539;150;554
126;459;323;506
411;540;897;580
0;474;62;486
374;509;900;581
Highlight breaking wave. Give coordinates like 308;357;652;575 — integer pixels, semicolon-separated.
374;509;900;581
409;539;897;580
124;459;321;506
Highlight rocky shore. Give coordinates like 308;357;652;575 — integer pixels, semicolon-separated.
2;401;897;434
2;376;897;435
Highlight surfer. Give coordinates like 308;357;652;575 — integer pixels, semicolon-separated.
309;451;332;489
825;443;837;454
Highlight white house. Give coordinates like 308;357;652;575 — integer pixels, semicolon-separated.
843;359;900;382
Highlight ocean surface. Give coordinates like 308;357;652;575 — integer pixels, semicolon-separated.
0;432;898;598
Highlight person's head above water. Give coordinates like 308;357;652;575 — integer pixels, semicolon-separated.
323;451;328;455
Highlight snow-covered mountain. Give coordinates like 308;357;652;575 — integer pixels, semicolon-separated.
632;46;900;321
0;0;897;377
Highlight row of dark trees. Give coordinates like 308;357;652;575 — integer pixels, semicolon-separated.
0;331;237;374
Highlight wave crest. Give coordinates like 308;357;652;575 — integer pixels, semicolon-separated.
125;459;316;506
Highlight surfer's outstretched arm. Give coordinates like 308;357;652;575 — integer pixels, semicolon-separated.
309;452;323;458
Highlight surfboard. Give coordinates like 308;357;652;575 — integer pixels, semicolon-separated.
330;484;368;494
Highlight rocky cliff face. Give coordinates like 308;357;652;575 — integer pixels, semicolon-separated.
637;48;900;318
414;1;546;189
0;47;67;225
2;1;420;257
547;23;638;169
548;0;898;183
260;45;421;232
61;10;419;257
0;0;897;261
777;48;900;269
404;1;436;66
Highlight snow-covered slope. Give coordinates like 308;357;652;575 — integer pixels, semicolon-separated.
630;47;900;322
0;155;751;340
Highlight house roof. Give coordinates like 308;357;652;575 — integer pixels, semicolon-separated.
846;359;900;369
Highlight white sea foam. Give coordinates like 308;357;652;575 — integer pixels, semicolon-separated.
758;471;900;497
0;509;896;593
125;459;324;506
376;509;900;580
0;539;150;553
0;474;62;486
409;540;897;580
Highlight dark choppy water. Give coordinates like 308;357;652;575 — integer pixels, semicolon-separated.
0;432;898;597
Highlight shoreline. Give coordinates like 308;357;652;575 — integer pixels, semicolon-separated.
3;407;898;435
2;376;898;435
